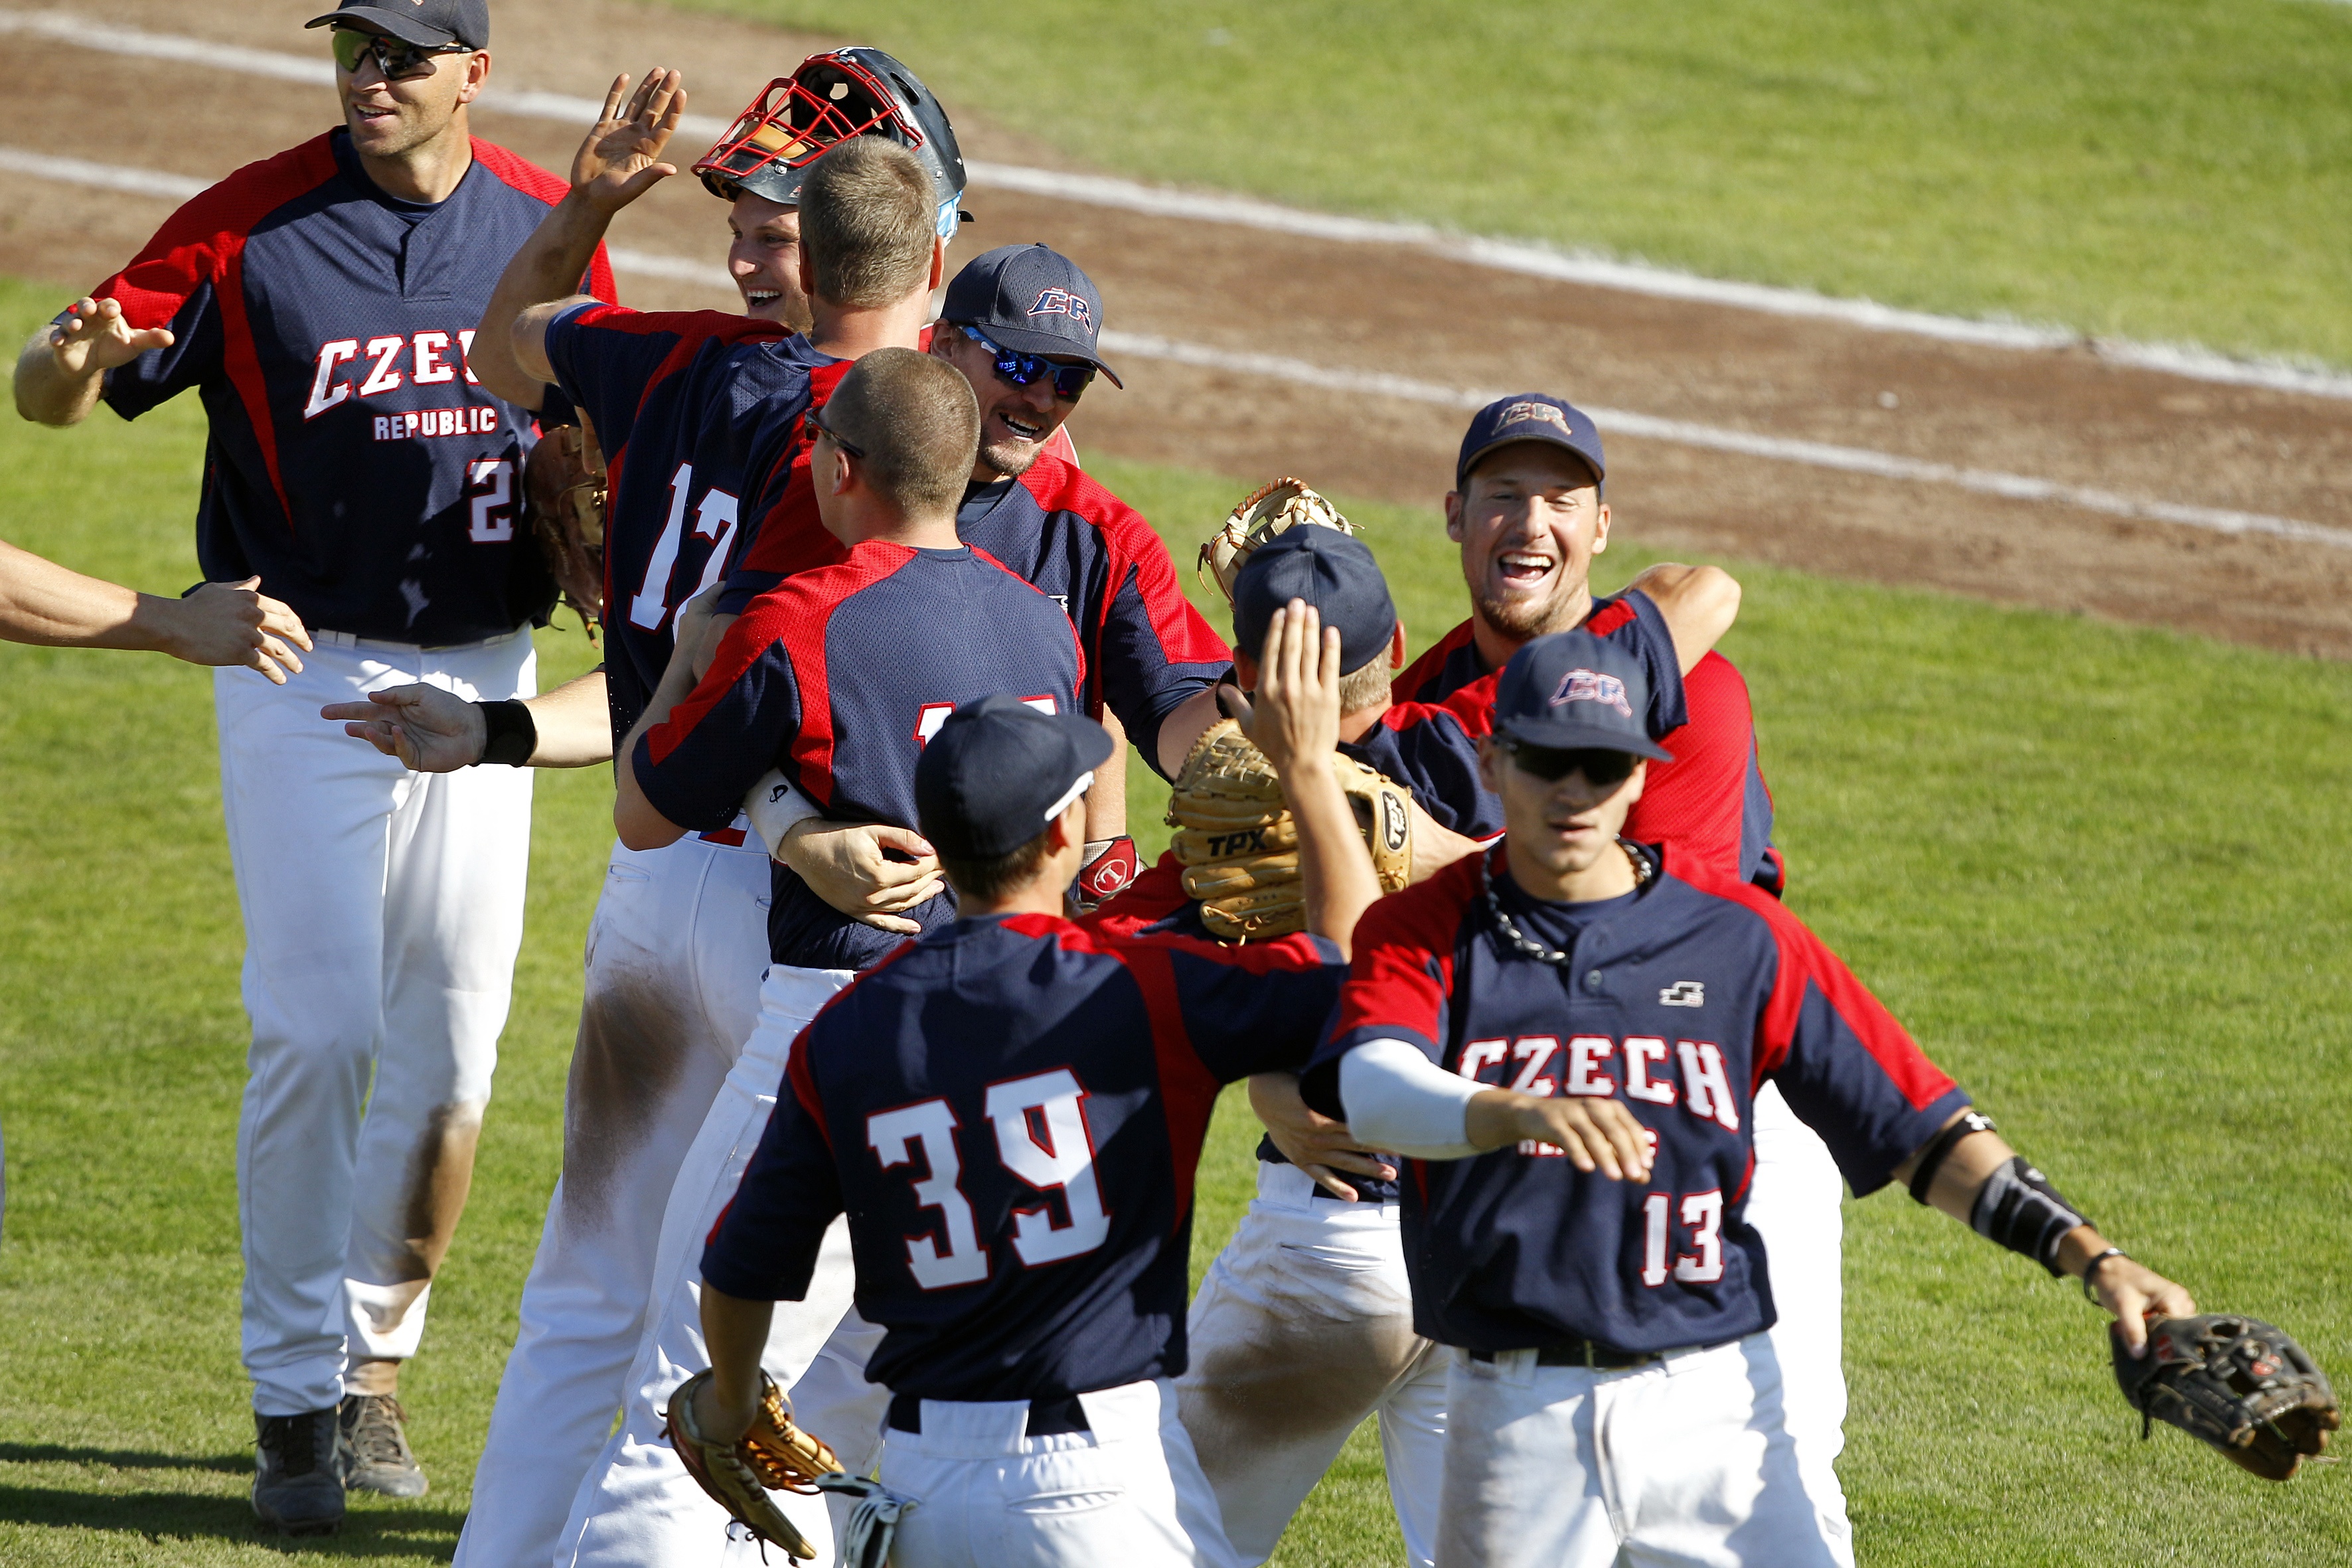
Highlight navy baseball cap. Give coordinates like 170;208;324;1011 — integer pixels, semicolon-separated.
1456;394;1605;494
941;244;1123;387
1492;629;1673;760
1231;529;1397;676
307;0;488;48
916;694;1116;859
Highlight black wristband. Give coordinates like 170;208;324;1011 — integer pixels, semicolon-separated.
1970;1154;2091;1276
1907;1109;1998;1204
477;700;537;767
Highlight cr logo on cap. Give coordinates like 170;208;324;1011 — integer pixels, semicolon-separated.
1499;400;1572;435
1547;668;1632;719
1028;287;1094;331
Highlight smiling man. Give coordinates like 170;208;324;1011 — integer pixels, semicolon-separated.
9;0;613;1535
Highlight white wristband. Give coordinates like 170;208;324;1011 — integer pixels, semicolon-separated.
1339;1038;1485;1160
744;769;821;860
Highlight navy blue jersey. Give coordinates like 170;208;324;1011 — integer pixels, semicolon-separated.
543;303;843;742
1303;847;1968;1354
1342;678;1504;840
725;450;1231;776
88;130;615;645
635;544;1083;969
1397;599;1782;890
701;912;1346;1401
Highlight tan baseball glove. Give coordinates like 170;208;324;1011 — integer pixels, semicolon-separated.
1198;478;1359;601
526;420;609;635
664;1369;844;1560
1167;718;1411;941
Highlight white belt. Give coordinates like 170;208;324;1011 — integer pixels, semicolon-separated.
313;626;530;655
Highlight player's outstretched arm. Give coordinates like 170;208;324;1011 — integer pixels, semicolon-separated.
0;542;311;680
1893;1108;2195;1354
13;298;175;428
475;67;686;404
1338;1038;1656;1176
1622;562;1740;674
323;667;614;771
1228;599;1384;954
1248;1073;1397;1201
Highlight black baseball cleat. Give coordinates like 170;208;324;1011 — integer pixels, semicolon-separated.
253;1407;345;1536
340;1392;430;1498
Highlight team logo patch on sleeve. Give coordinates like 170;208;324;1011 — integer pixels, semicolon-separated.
1547;668;1633;718
1659;980;1705;1008
1028;288;1095;330
1499;400;1573;435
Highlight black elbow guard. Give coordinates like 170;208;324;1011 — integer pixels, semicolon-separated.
1970;1156;2090;1275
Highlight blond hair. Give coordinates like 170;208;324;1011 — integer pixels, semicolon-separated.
799;137;937;309
826;347;980;517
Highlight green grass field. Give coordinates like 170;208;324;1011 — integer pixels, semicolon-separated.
676;0;2352;369
2;251;2349;1567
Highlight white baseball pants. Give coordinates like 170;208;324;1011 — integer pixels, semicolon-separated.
1178;1161;1447;1567
1744;1083;1850;1524
1435;1336;1853;1568
215;630;533;1419
555;963;867;1568
453;833;771;1568
880;1379;1239;1568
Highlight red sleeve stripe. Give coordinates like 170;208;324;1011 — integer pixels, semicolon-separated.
784;1027;833;1153
471;138;619;301
777;546;919;800
1586;596;1637;637
1732;884;1957;1109
1018;455;1231;668
1330;855;1477;1041
1395;617;1476;704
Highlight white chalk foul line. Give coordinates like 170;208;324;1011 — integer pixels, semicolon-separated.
9;6;2352;402
3;142;2340;550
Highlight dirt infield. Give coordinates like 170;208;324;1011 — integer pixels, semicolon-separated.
8;0;2352;655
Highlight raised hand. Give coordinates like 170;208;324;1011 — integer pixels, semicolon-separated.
572;68;688;213
322;684;491;773
47;296;174;379
1231;599;1342;779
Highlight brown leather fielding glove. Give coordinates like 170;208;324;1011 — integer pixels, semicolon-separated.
2113;1313;2339;1480
1166;718;1411;941
664;1369;845;1559
1198;478;1359;601
526;420;608;635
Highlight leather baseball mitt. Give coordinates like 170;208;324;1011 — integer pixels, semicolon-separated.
2112;1313;2339;1480
664;1369;844;1559
526;420;608;635
1198;478;1359;601
1166;718;1411;941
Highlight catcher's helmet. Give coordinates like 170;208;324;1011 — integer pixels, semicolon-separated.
693;48;967;240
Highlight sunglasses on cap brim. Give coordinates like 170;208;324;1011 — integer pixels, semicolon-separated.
1497;737;1642;787
958;325;1097;402
332;27;469;80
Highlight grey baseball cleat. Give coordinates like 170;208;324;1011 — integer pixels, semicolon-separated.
253;1407;346;1536
340;1392;429;1498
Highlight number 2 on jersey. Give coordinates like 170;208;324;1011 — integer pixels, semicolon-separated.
865;1068;1111;1291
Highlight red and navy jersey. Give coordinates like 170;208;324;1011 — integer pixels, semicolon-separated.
1342;677;1504;840
1397;599;1782;891
701;912;1346;1401
635;544;1083;970
724;451;1229;775
542;303;842;742
1302;848;1968;1355
88;129;615;645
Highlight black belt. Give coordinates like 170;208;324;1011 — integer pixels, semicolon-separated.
1468;1336;1707;1372
886;1392;1091;1437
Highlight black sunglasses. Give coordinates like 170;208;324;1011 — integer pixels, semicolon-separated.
957;325;1096;402
807;406;866;460
333;28;467;81
1498;738;1640;787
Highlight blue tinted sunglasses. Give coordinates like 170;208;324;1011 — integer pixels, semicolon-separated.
957;325;1097;402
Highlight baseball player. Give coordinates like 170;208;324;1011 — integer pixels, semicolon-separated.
327;98;963;1565
687;593;1379;1568
553;347;1086;1565
1304;626;2196;1567
1084;525;1721;1566
9;0;611;1533
1394;392;1854;1515
721;244;1229;919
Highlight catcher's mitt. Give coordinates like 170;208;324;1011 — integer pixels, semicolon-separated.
526;420;608;635
1166;718;1411;941
2113;1314;2339;1480
664;1369;844;1559
1199;478;1358;602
